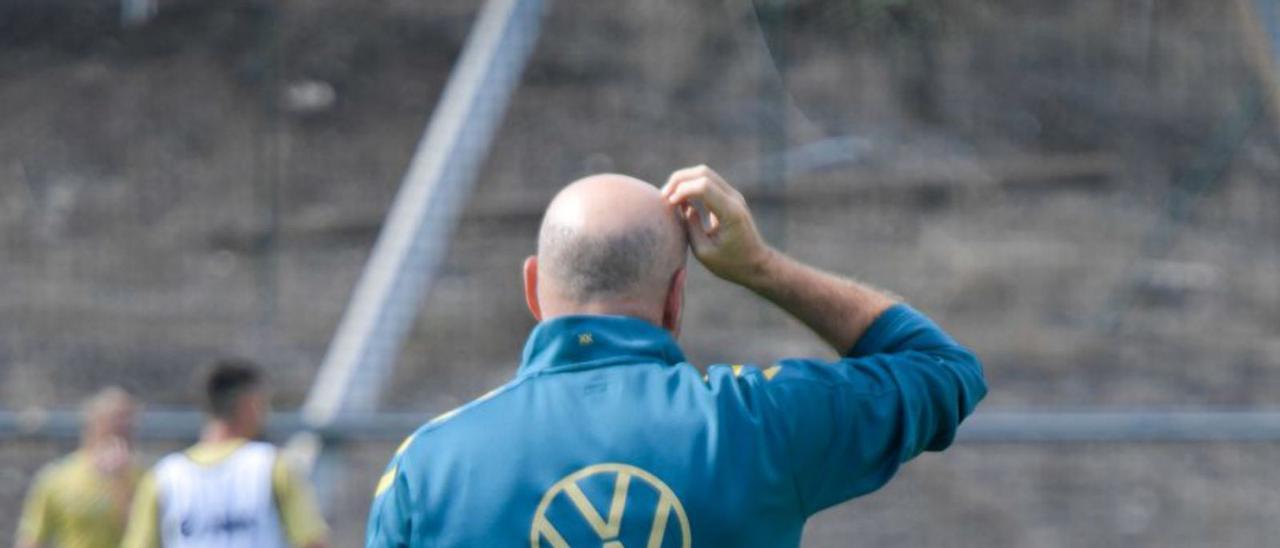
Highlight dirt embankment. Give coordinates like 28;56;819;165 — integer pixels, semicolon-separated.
2;1;1278;544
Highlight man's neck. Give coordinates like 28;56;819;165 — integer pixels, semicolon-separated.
543;301;663;328
200;419;251;445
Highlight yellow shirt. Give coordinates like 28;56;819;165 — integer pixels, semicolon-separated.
120;439;329;548
16;451;141;548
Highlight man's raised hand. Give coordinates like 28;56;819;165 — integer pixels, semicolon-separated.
662;165;773;286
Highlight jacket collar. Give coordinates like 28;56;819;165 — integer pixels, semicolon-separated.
518;315;686;376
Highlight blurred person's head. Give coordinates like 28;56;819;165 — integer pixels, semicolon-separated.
80;386;137;448
523;174;689;334
202;358;270;438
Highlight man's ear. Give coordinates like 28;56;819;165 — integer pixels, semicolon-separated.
662;266;686;334
523;255;542;321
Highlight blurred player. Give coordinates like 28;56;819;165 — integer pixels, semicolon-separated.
366;166;987;546
15;386;141;548
121;358;330;548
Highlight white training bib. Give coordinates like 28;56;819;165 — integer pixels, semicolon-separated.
154;441;286;548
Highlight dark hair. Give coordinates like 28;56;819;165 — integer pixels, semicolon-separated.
539;223;676;302
202;358;263;419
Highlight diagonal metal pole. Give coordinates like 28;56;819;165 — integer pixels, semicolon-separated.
289;0;546;486
1239;0;1280;115
301;0;545;429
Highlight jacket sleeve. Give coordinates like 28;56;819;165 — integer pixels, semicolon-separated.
365;434;417;548
759;304;987;515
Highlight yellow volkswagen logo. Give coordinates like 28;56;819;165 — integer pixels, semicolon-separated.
531;463;691;548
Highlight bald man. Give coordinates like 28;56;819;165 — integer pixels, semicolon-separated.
366;166;986;547
16;387;141;548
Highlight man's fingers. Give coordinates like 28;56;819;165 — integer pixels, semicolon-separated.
665;176;709;205
666;176;737;221
663;164;713;195
679;202;711;234
664;164;768;283
663;164;735;203
665;166;741;246
664;164;744;211
681;207;714;251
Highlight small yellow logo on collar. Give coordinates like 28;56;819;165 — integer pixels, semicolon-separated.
578;332;594;345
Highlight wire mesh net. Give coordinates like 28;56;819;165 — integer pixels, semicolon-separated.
2;0;1279;546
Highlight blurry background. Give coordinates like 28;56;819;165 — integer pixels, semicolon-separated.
2;0;1279;546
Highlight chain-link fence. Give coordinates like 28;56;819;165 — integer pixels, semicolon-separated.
3;0;1279;546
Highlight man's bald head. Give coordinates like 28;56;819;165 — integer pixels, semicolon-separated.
532;174;687;321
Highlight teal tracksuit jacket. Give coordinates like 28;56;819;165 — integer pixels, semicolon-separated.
366;304;986;547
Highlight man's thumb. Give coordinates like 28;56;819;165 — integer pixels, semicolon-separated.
682;212;715;254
